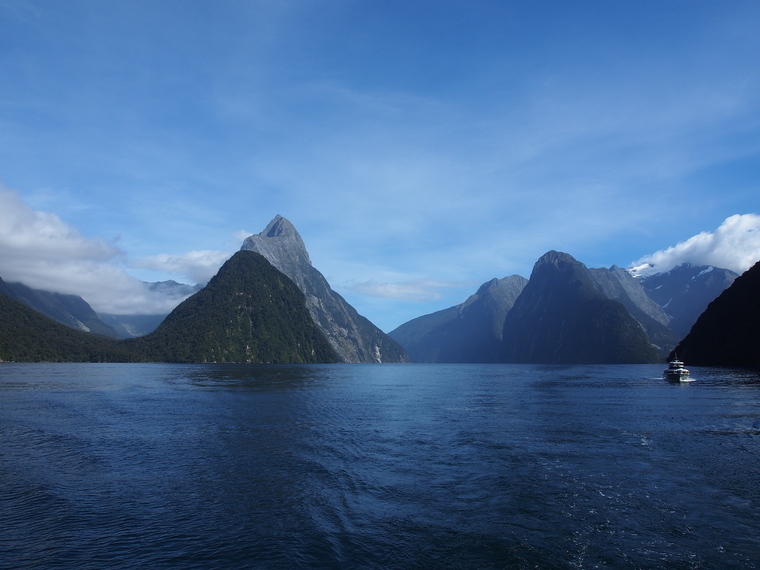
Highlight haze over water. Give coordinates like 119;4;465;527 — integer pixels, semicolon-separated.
2;363;759;569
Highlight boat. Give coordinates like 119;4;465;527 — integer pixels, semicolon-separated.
663;356;692;382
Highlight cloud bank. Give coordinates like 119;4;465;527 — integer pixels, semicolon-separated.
630;214;760;277
0;187;229;314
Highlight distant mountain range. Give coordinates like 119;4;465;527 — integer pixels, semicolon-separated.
1;213;754;366
0;276;137;362
3;280;123;338
390;253;743;365
2;278;201;339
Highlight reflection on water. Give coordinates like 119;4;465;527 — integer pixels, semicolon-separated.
1;363;759;569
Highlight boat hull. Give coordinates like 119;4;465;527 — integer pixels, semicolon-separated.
664;371;692;382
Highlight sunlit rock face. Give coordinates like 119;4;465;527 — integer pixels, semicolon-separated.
241;216;409;363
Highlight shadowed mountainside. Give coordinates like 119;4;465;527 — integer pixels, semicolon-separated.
500;252;660;364
671;260;760;368
389;275;528;362
588;266;679;358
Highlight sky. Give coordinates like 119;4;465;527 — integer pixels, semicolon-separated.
1;1;760;332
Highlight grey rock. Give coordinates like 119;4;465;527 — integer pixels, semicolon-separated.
241;216;409;363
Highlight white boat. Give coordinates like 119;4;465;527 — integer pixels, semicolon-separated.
664;356;692;382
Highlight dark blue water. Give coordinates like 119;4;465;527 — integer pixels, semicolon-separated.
1;364;759;569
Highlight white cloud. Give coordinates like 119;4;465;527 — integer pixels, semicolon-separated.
630;214;760;276
0;186;120;263
345;278;468;302
0;186;203;314
134;250;231;284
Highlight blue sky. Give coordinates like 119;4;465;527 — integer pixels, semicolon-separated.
1;1;760;332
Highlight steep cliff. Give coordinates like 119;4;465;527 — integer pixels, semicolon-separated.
241;216;409;363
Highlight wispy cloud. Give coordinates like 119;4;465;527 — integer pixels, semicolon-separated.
630;214;760;276
345;278;468;302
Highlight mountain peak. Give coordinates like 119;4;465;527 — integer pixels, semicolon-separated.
241;216;409;363
264;215;297;238
535;250;578;267
242;215;311;270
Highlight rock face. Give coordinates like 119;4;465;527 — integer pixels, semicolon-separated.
588;266;679;358
3;281;121;338
241;216;409;363
125;251;339;364
639;264;737;339
499;251;660;364
389;275;528;362
671;260;760;368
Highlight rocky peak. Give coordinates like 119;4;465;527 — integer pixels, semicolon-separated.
240;216;409;363
241;216;312;283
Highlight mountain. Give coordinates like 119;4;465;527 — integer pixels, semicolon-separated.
500;251;660;364
241;216;409;363
637;264;738;339
588;266;680;358
124;250;339;364
0;277;134;362
389;275;528;362
3;281;121;338
670;260;760;368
